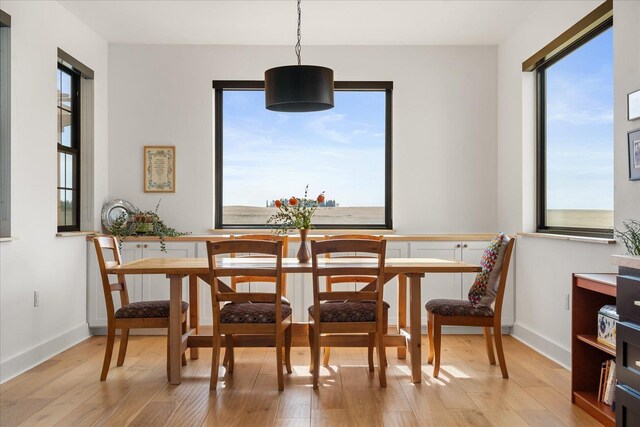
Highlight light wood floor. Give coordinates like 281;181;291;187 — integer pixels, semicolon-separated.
0;334;601;427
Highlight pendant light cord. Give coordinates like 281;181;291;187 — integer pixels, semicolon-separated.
295;0;302;65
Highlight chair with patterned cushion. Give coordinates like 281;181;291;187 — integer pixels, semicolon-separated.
206;239;292;391
93;236;189;381
224;234;289;369
426;234;515;378
309;238;388;388
321;234;388;368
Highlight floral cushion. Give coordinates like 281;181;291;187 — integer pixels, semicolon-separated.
425;299;494;317
308;301;388;322
115;300;189;319
468;233;508;306
220;302;292;324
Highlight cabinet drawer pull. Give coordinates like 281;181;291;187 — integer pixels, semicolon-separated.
463;244;468;248
136;244;141;248
456;244;461;248
143;244;148;248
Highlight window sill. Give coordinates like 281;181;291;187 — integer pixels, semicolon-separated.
518;232;616;245
0;236;14;242
56;231;98;238
208;228;396;235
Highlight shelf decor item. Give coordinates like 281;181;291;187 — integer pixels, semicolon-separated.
144;146;176;192
267;185;325;262
108;200;185;253
629;89;640;121
597;305;618;348
614;219;640;256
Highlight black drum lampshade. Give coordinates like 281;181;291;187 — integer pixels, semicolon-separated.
265;65;334;112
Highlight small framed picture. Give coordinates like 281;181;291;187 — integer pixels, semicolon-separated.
629;129;640;181
629;89;640;121
144;146;176;192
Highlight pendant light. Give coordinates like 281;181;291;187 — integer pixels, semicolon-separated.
265;0;334;112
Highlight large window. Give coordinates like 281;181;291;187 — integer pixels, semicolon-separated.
213;81;392;229
57;64;80;232
537;21;613;237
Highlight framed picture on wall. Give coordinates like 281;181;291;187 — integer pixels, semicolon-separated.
144;146;176;192
629;89;640;121
629;129;640;181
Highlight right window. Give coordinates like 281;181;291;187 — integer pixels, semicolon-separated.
537;22;613;236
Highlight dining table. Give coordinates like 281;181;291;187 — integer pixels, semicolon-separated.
106;256;481;385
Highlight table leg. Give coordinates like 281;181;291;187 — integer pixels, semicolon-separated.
189;275;199;360
408;273;424;383
397;273;407;359
169;274;183;385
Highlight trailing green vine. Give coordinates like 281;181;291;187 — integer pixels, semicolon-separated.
614;219;640;256
108;200;185;252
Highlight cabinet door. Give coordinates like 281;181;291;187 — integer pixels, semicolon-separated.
409;241;462;322
141;242;195;301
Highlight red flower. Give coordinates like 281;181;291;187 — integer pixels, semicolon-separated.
275;200;282;208
317;194;325;204
289;197;297;206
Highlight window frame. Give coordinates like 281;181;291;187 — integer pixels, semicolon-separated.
57;62;81;232
536;18;614;238
0;9;11;238
212;80;393;230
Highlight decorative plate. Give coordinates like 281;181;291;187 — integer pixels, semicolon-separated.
101;199;137;230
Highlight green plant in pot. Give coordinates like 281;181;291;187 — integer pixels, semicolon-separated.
108;200;185;253
614;219;640;256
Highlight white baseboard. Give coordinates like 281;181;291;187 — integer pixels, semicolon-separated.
0;323;91;384
511;322;570;369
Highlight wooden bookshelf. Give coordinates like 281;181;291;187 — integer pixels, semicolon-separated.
571;273;617;427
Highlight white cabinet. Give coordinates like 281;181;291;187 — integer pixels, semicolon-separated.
87;241;196;329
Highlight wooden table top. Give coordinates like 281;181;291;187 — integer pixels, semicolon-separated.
106;257;482;275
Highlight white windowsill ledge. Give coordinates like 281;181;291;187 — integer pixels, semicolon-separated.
56;231;98;238
518;232;616;245
0;237;14;242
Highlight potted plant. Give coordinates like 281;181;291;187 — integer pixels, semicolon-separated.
615;219;640;256
109;200;185;253
267;185;325;262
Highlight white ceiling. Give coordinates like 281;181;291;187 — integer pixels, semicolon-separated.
57;0;544;46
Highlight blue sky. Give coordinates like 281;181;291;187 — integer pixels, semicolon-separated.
545;27;613;211
223;90;386;207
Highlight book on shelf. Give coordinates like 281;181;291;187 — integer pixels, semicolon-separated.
597;359;617;407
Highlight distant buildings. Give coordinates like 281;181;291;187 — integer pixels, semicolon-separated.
267;199;339;208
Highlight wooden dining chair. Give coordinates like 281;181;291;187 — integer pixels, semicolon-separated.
426;234;516;378
309;238;388;388
322;234;388;367
206;239;293;391
93;236;189;381
224;234;289;368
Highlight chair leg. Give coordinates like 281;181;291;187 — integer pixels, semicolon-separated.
433;317;442;378
427;312;434;365
211;332;221;390
224;334;234;374
308;322;315;373
367;333;375;372
284;325;293;374
181;320;188;366
494;326;509;379
116;328;129;367
376;325;387;388
322;347;331;366
276;329;284;391
484;327;496;365
100;325;116;381
312;327;321;389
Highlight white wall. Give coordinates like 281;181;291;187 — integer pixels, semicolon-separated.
108;44;498;234
497;0;640;367
0;0;108;382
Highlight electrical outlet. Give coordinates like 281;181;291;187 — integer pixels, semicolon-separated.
34;290;39;307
